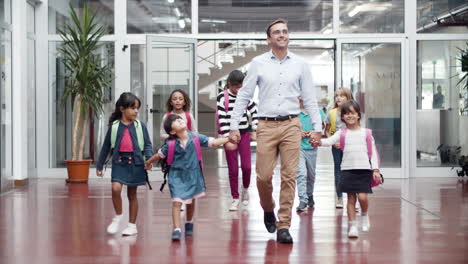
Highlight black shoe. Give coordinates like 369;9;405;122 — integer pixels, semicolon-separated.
264;212;276;233
171;230;181;241
308;195;315;207
276;228;293;243
296;201;308;212
185;223;193;236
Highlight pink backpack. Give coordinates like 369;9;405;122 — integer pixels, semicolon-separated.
340;128;383;187
216;90;230;135
159;135;203;192
165;112;192;131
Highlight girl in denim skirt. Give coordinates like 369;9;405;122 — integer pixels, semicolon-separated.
96;92;153;236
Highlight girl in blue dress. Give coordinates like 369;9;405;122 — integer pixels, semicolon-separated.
145;114;230;241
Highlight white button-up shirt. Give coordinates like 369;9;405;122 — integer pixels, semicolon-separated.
230;50;322;132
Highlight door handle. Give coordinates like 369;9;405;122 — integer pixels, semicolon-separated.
149;109;157;113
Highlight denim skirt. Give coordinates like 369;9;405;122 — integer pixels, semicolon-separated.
111;152;146;187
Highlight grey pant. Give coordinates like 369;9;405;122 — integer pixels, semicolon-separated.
296;148;318;203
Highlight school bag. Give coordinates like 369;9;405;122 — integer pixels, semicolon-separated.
108;119;152;189
216;90;230;135
159;135;204;192
165;112;192;131
329;108;338;135
339;128;384;187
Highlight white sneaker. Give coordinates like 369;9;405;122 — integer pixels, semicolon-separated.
229;199;240;211
348;225;359;238
336;197;343;208
107;215;122;235
241;188;249;206
361;215;370;232
121;223;138;236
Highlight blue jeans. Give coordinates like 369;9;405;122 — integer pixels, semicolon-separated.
296;148;318;203
332;147;343;198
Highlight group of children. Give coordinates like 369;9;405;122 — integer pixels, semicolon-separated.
96;75;382;241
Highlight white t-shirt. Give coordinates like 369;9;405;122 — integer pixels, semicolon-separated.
321;128;379;171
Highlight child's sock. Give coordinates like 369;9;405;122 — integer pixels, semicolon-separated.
174;227;182;232
361;211;368;216
186;220;193;224
115;214;123;219
349;220;357;227
127;223;136;228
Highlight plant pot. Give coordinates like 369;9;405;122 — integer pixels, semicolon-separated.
65;160;92;183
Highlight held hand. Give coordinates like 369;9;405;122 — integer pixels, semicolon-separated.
145;162;153;171
333;143;341;149
225;142;238;151
250;131;257;141
301;131;308;138
145;160;153;170
96;170;103;177
229;130;241;144
373;171;382;184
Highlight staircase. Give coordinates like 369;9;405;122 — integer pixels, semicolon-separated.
197;42;269;111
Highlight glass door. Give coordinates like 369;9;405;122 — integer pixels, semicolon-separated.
337;38;407;178
146;36;197;148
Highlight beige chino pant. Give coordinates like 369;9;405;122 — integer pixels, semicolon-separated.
255;118;301;230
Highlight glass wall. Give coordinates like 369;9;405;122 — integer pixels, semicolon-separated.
198;0;332;34
417;40;467;167
339;0;404;33
48;0;114;34
0;0;11;191
48;42;115;168
342;43;401;167
417;1;468;33
127;0;191;33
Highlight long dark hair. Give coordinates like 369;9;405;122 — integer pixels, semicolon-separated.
163;114;182;139
165;89;191;112
341;100;361;123
108;92;141;126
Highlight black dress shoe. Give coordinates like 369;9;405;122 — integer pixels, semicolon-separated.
276;228;293;243
264;212;276;233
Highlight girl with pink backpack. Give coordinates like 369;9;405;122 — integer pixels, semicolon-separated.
313;100;383;238
145;114;230;241
160;89;197;141
216;70;258;211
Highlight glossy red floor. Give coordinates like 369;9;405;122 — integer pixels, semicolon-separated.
1;166;467;263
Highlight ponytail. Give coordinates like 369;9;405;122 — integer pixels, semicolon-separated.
108;92;141;126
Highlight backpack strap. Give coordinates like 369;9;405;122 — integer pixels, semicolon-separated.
365;128;381;167
134;120;144;152
192;136;203;171
185;112;192;131
110;119;144;152
167;139;176;166
329;108;338;135
339;128;347;151
110;120;120;149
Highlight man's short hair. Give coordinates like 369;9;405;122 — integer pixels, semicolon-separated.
266;19;288;38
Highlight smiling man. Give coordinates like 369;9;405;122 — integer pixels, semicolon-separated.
229;19;322;243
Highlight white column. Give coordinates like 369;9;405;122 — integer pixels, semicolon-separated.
12;0;28;180
35;0;50;176
114;0;129;97
406;0;418;177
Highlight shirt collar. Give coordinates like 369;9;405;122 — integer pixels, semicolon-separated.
269;50;292;61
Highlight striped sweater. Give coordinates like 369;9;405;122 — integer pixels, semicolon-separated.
217;90;258;137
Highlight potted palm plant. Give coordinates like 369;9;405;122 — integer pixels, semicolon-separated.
58;4;113;183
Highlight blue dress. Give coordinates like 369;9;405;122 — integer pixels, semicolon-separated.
160;132;209;203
